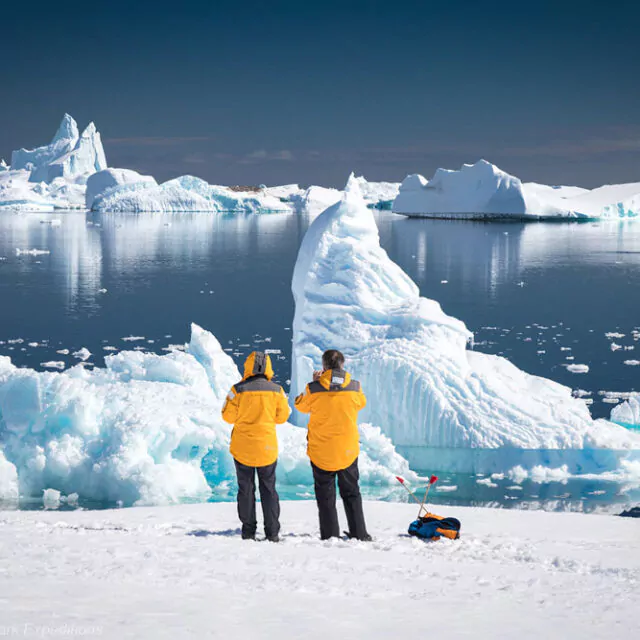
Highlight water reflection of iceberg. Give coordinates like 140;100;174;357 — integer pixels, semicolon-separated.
382;217;526;297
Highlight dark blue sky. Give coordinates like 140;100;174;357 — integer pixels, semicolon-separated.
1;0;639;187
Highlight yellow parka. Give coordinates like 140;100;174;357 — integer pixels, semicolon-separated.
222;352;290;467
294;368;366;472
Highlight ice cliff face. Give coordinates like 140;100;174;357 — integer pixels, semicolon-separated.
11;114;106;184
0;324;414;505
393;160;640;219
291;175;640;473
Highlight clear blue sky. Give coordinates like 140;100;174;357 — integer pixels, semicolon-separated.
1;0;639;187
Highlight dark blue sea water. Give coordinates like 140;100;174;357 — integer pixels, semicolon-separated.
1;210;639;512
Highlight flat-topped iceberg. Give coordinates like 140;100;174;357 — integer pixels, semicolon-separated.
0;324;414;505
393;160;640;220
291;174;640;474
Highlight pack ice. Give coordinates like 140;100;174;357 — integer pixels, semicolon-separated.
0;114;106;211
0;325;414;505
291;174;640;473
393;159;640;219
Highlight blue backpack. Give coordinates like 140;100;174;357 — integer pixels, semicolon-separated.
408;514;461;541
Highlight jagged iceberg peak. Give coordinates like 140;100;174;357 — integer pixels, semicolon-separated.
51;113;80;145
291;174;640;473
10;113;107;184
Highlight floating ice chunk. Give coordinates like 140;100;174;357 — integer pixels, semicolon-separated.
566;364;589;373
122;336;145;342
28;342;39;348
40;361;65;370
624;360;640;366
56;349;69;355
15;248;50;256
611;397;640;428
605;332;625;339
435;485;458;492
43;488;62;509
610;343;623;351
72;348;92;361
98;288;107;294
476;477;498;488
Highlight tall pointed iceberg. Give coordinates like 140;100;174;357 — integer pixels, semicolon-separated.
10;114;107;184
291;175;640;474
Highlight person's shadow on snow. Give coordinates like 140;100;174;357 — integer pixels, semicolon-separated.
187;528;241;538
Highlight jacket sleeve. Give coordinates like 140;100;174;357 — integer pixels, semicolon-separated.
221;386;239;424
275;388;291;424
294;384;313;414
355;386;367;411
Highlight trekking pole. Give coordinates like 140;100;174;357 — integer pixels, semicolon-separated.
395;476;426;508
417;475;438;519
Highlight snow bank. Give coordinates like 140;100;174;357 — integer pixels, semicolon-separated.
0;324;415;505
611;397;640;428
393;160;640;219
291;174;640;474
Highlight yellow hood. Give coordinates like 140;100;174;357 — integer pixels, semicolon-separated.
318;368;351;390
242;351;274;381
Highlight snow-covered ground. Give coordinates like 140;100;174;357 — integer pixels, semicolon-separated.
393;159;640;219
1;500;637;639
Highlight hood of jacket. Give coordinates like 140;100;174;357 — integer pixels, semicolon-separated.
318;368;351;390
242;351;274;381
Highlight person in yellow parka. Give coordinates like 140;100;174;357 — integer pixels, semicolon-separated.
222;351;290;541
295;349;371;541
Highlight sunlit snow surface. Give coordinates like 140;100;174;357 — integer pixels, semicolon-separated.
291;175;640;474
0;324;414;506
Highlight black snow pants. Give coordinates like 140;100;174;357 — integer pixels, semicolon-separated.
311;458;369;540
234;459;280;539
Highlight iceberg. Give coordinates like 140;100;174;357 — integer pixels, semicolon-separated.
0;114;107;211
393;160;640;220
89;173;292;213
611;397;640;429
291;174;640;474
85;168;158;210
0;324;414;505
11;113;106;185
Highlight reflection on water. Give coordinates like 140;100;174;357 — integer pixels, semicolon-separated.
0;211;639;511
